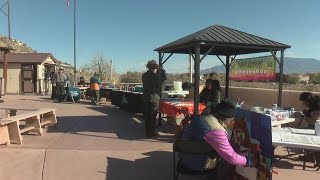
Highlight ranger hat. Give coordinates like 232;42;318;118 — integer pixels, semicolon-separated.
146;60;159;69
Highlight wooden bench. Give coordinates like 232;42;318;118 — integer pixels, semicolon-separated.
0;108;57;145
0;107;38;118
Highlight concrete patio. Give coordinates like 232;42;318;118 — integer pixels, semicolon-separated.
0;95;319;180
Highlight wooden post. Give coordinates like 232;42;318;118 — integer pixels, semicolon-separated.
158;53;163;126
225;55;230;98
3;52;8;95
193;44;201;115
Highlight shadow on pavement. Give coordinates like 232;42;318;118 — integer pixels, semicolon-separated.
106;151;173;180
105;150;200;180
46;105;174;143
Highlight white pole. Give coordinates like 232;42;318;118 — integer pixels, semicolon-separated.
110;58;113;84
189;54;193;83
73;0;77;85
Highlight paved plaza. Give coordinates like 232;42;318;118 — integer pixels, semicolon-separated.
0;95;319;180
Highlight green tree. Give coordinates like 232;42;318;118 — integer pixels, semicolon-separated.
310;73;320;83
120;71;143;83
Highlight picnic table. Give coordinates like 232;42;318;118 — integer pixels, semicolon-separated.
272;127;320;170
271;118;295;127
273;127;320;151
159;99;206;118
77;86;89;99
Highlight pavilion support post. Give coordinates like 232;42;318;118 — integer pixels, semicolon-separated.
189;54;193;83
225;55;230;98
158;53;163;126
278;50;284;107
193;44;201;115
3;52;8;95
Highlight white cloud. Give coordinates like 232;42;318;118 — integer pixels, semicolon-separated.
285;51;296;58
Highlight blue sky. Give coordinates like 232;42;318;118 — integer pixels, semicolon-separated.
0;0;319;73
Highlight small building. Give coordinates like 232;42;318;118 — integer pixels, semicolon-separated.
0;53;58;94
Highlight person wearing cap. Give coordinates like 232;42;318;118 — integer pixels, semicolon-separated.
52;67;68;102
142;60;160;137
179;100;251;173
90;72;102;105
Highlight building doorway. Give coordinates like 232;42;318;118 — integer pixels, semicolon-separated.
22;65;34;93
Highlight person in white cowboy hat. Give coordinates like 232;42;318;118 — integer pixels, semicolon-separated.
52;67;68;102
142;60;160;137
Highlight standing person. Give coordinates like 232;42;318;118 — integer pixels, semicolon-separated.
52;67;68;102
50;72;57;99
142;60;160;137
90;72;101;105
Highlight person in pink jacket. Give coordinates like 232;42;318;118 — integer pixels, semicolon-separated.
179;100;251;172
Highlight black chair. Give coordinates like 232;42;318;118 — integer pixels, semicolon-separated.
173;139;220;180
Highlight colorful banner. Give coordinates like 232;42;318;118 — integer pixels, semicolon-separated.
230;56;276;81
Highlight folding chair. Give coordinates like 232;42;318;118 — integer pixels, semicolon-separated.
173;139;220;180
64;86;80;103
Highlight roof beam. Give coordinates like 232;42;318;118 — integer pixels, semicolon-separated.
188;48;195;60
157;43;193;53
216;55;226;67
161;53;173;65
230;55;237;64
203;42;287;51
200;46;214;62
270;50;280;65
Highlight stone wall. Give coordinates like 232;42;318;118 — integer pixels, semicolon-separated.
223;87;320;111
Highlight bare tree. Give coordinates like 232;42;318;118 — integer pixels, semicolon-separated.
81;53;118;83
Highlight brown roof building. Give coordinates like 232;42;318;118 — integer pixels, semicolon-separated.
0;53;58;94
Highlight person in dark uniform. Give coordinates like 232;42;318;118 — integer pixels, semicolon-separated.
142;60;160;137
52;67;68;102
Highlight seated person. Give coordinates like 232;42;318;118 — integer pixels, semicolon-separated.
179;100;250;171
292;92;320;128
305;101;320;168
200;79;213;105
210;80;224;107
200;79;224;107
78;77;86;86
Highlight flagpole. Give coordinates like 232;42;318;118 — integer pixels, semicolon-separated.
8;0;11;39
73;0;77;85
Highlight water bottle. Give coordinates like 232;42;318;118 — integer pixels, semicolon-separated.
272;104;278;111
315;120;320;136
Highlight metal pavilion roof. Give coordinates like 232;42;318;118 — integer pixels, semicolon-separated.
155;24;291;55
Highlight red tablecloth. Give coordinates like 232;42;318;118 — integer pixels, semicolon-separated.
159;100;206;117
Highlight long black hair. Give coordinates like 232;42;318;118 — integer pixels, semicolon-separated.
211;79;221;92
300;92;320;108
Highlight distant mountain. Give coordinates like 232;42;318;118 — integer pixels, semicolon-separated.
201;57;320;74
